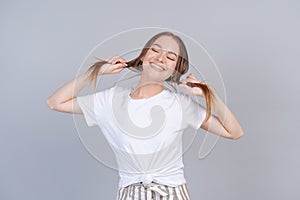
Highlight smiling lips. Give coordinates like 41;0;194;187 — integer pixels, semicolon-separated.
150;62;166;71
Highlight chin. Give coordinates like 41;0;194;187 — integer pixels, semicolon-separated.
143;74;165;83
144;67;170;78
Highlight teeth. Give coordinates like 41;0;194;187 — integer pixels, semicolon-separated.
151;63;164;71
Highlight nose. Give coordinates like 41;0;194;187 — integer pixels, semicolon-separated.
156;52;166;63
158;56;163;62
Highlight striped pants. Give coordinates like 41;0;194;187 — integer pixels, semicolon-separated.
116;182;191;200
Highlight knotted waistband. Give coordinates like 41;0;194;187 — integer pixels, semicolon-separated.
129;181;169;197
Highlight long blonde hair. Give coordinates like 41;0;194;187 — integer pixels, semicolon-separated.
85;31;215;124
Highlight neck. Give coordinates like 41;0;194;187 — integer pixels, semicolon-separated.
131;77;164;99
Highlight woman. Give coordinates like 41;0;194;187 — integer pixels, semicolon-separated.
46;31;244;200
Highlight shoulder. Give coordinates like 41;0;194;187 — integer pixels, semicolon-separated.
164;88;192;102
168;89;206;110
83;85;118;106
94;85;119;98
99;85;131;105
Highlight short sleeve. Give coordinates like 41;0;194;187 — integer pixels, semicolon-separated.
77;93;98;127
76;86;115;127
179;93;207;130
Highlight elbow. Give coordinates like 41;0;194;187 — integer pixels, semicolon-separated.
46;98;57;110
231;131;244;140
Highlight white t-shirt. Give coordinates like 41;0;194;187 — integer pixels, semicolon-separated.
77;85;206;188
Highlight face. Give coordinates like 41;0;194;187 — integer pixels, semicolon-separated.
141;35;180;82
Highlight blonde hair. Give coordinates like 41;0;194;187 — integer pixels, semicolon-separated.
86;31;215;124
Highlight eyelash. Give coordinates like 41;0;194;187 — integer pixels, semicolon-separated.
151;48;176;61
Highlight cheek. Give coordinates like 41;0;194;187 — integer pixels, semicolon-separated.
145;51;156;58
166;61;177;71
165;67;176;77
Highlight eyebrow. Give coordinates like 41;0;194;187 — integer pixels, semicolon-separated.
152;43;178;57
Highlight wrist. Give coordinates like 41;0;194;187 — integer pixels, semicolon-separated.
79;71;93;86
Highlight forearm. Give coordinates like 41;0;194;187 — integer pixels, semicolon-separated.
46;71;91;106
212;92;244;139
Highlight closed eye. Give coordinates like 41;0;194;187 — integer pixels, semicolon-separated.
167;57;175;61
151;47;159;53
151;47;176;61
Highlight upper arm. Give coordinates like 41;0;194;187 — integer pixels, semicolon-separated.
47;97;83;115
200;113;234;139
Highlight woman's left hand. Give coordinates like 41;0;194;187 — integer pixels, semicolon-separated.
179;73;205;98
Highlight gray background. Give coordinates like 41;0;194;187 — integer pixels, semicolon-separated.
1;0;299;199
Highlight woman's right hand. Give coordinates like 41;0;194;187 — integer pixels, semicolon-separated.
99;55;128;75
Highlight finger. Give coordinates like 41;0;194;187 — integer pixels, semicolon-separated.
111;55;121;64
106;56;113;62
186;75;201;83
187;73;196;79
118;57;127;63
189;73;195;77
179;83;193;92
186;76;193;80
179;82;188;88
186;77;195;82
113;63;127;69
187;74;199;82
115;58;128;66
180;79;187;84
108;56;119;63
187;73;193;78
112;66;125;73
